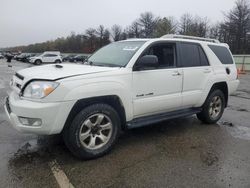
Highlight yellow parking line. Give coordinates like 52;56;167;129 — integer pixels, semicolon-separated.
49;160;75;188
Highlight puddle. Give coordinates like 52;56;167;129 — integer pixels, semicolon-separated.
232;91;250;100
227;105;249;112
221;121;234;127
220;121;250;141
9;135;64;166
229;126;250;141
200;151;218;166
0;79;4;89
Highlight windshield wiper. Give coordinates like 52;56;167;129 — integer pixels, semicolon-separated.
84;60;122;67
92;63;122;68
84;60;94;65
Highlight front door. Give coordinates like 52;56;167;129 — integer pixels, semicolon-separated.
132;42;183;118
42;54;51;63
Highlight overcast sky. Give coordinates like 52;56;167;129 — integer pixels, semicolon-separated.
0;0;236;48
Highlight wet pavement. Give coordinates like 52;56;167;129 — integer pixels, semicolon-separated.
0;59;250;188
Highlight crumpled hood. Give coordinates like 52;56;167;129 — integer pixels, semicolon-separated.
17;64;119;80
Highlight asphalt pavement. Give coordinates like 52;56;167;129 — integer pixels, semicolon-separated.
0;59;250;188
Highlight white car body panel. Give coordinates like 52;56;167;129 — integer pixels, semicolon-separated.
18;64;120;80
132;68;182;118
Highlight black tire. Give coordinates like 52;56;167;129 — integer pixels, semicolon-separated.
35;59;42;65
55;59;61;64
63;103;121;160
197;89;225;124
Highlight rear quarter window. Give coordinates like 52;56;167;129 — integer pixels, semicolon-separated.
208;45;234;64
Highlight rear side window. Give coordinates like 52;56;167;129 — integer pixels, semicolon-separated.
180;43;201;67
44;54;57;57
180;43;209;67
208;45;233;64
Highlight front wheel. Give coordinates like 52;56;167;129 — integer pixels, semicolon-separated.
55;60;61;64
34;59;42;65
63;103;121;160
197;89;225;124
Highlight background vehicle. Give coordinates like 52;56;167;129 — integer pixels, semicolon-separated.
29;51;62;65
70;55;87;62
62;54;76;62
16;53;36;62
15;53;27;61
5;35;239;159
0;53;4;59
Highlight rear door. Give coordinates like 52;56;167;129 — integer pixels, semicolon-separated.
179;42;213;108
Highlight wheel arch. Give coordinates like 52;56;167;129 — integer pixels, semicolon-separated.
63;95;127;132
207;82;229;107
34;59;42;64
35;58;42;62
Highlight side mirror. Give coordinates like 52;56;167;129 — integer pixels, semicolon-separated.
134;55;159;71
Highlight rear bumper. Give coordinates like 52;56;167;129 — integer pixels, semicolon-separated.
228;80;240;95
4;92;75;135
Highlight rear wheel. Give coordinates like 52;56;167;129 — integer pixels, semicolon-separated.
35;59;42;65
197;89;225;124
63;103;121;160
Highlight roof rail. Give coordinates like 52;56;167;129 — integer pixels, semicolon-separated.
161;34;220;43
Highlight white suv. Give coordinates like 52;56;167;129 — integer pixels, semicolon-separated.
5;35;239;159
29;51;62;65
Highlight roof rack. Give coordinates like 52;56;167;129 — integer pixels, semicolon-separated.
161;34;220;43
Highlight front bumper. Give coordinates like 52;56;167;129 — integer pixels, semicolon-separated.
4;91;75;135
28;59;35;63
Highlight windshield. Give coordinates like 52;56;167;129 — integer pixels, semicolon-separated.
87;41;146;67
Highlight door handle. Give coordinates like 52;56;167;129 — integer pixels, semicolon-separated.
172;71;181;76
203;69;211;73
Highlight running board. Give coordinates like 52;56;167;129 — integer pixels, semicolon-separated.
127;108;202;129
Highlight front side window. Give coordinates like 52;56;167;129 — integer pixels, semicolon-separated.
141;43;176;69
87;41;146;67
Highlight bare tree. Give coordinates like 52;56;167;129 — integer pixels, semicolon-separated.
179;14;209;37
111;24;122;41
179;13;193;35
128;21;142;38
153;17;178;37
96;25;110;47
138;12;159;38
223;0;250;53
83;28;98;53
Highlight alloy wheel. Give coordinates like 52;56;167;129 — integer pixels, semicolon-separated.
79;113;113;150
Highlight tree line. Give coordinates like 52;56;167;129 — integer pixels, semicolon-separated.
5;0;250;54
